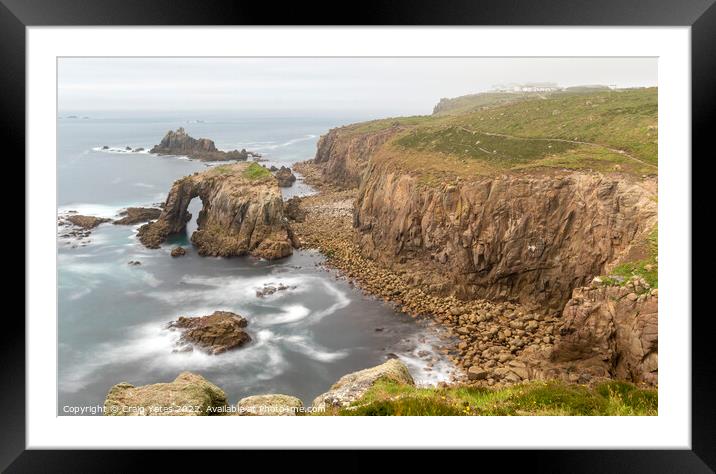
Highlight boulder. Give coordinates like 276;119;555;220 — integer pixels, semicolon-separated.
169;310;251;355
113;207;162;225
467;366;488;381
236;394;304;416
275;166;297;187
312;359;414;410
170;246;186;257
284;196;306;222
104;372;228;416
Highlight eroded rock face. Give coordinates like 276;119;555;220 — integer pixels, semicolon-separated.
354;166;657;309
312;359;414;410
274;166;296;187
236;394;303;416
284;196;306;222
547;280;658;385
169;310;251;355
150;127;255;161
137;163;295;260
313;125;402;188
113;207;162;225
104;372;228;416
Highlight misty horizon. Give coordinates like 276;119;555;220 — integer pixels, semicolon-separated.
58;57;657;116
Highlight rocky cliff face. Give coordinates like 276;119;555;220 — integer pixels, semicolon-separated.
312;125;402;188
353;163;657;310
138;163;295;260
548;279;658;385
150;127;254;161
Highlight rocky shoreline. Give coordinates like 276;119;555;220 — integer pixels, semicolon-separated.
289;161;657;389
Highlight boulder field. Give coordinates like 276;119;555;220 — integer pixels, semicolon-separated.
137;163;296;260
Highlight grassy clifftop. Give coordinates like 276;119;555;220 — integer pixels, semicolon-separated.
338;88;657;180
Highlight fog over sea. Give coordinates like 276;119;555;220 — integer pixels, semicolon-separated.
57;111;456;414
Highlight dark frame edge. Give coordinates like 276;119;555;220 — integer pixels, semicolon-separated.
6;0;714;471
691;0;716;470
1;0;26;472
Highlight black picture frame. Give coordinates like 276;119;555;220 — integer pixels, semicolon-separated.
5;0;712;470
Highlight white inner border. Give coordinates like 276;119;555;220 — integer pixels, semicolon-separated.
27;27;691;449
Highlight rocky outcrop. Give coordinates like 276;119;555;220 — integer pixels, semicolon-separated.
113;207;162;225
137;163;296;260
170;246;186;257
168;310;251;355
236;394;304;416
104;372;228;416
312;125;402;188
547;278;658;385
150;127;256;161
284;196;306;222
353;165;657;310
274;166;296;187
312;359;414;410
65;214;110;229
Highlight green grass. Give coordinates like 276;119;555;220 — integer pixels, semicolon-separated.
328;379;657;416
607;226;658;288
241;162;272;181
357;88;658;182
396;126;575;167
432;91;546;116
345;115;438;135
452;88;658;166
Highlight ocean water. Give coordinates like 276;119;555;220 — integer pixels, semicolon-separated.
57;112;455;414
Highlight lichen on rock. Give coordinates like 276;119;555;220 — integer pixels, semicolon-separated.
312;359;414;410
103;372;228;416
236;394;304;416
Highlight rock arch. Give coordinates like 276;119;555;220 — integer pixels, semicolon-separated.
138;164;295;260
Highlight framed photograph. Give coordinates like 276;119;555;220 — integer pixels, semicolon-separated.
7;0;712;469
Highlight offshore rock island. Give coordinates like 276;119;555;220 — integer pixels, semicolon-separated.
150;127;261;161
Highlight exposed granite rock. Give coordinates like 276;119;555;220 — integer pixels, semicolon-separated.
170;246;186;257
354;165;657;310
150;127;257;161
255;282;295;298
312;359;414;410
168;310;251;355
546;278;658;385
312;124;402;188
236;394;304;416
113;207;162;225
66;215;111;229
274;166;296;187
284;196;306;222
103;372;228;416
137;163;295;259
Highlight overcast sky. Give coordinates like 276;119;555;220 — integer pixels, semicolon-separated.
58;57;657;115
